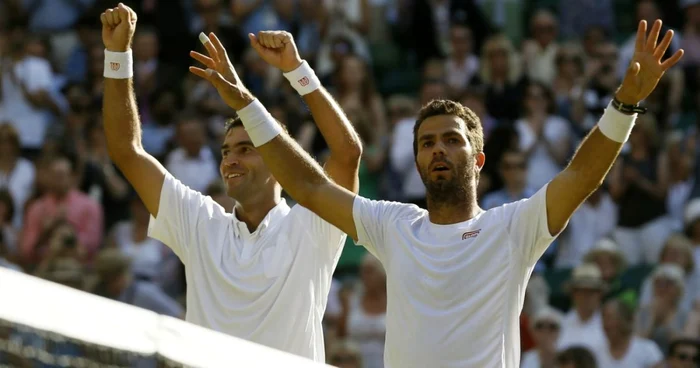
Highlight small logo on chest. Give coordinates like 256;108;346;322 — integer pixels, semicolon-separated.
462;229;481;240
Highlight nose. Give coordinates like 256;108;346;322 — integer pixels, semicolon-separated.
222;155;240;168
432;141;447;157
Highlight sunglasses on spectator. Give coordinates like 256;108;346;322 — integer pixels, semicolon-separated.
672;352;699;363
534;322;559;331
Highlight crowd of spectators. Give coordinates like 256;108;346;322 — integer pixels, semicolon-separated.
2;0;700;367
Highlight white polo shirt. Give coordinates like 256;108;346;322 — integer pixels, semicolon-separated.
148;175;346;362
353;185;557;368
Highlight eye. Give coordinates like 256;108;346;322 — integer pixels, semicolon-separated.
448;138;460;144
221;150;229;157
422;141;433;148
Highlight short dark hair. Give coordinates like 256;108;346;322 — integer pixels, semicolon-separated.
668;337;700;356
556;346;596;368
412;99;484;158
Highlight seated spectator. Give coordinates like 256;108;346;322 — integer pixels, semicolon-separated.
636;264;690;353
582;239;631;300
32;221;84;279
165;114;219;194
555;188;618;269
593;299;663;368
327;339;363;368
92;249;184;318
559;264;607;351
664;337;700;368
480;150;534;210
0;124;36;228
20;155;103;264
339;254;386;368
106;195;170;282
521;306;562;368
639;234;699;312
556;346;597;368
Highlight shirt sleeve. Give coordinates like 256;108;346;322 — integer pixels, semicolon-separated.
147;174;225;265
352;196;414;261
291;205;347;268
503;184;559;267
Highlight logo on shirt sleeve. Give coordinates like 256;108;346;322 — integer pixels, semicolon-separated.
462;229;481;240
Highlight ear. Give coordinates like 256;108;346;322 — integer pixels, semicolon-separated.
475;152;486;171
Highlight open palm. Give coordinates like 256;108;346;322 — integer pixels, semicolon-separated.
616;20;684;105
190;32;240;87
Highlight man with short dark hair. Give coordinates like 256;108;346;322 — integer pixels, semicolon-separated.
197;18;683;368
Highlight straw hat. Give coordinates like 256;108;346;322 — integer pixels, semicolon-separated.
651;263;685;294
584;238;626;270
565;263;607;293
530;306;564;330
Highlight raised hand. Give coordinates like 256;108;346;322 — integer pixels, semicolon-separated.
616;20;684;105
100;2;137;52
189;32;253;110
248;31;302;72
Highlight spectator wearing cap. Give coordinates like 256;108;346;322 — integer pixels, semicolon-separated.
664;338;700;368
559;264;607;351
92;249;183;318
583;238;634;301
521;306;563;368
636;264;691;353
594;299;664;368
556;346;597;368
684;199;700;281
640;234;700;313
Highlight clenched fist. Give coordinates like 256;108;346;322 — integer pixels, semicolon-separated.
100;3;137;52
248;31;302;73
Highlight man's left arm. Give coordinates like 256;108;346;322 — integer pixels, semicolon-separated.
247;31;362;193
546;19;684;235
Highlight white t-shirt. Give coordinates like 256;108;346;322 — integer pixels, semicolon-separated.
592;336;663;368
558;310;605;352
352;185;557;367
516;116;571;191
148;175;346;362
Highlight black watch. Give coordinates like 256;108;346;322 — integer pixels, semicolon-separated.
611;97;647;115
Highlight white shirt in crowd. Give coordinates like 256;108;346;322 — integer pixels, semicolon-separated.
558;310;605;352
347;293;386;368
165;147;219;193
0;57;54;149
520;350;543;368
0;157;36;229
112;221;167;281
592;336;663;368
516;116;571;191
148;175;346;362
390;117;426;200
555;192;617;269
352;184;557;367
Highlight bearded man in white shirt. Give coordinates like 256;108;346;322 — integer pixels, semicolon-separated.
196;19;683;368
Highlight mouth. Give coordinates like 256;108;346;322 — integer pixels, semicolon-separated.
224;173;244;181
430;163;450;172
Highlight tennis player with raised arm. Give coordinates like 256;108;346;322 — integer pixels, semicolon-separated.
193;21;684;367
100;4;362;362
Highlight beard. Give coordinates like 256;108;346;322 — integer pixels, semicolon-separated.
419;155;477;207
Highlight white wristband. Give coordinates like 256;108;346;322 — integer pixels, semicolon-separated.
598;102;637;143
236;99;284;147
103;49;134;79
283;60;321;96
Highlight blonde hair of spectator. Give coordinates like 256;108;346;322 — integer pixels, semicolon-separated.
583;238;627;274
529;305;563;331
660;233;695;275
479;34;522;85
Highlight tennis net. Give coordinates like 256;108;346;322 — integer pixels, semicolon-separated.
0;268;331;368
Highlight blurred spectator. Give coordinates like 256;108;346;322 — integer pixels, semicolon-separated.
480;150;533;209
522;9;559;86
594;299;663;368
339;254;386;368
664;337;700;368
610;115;672;265
555;346;598;368
459;87;496;141
231;0;296;40
636;264;691;353
165;114;219;193
684;199;700;279
92;248;183;318
559;0;614;41
39;257;85;291
639;234;700;312
574;40;620;134
20;155;103;264
32;220;83;277
681;0;700;67
515;80;571;191
555;189;618;269
106;196;170;283
444;23;479;96
205;180;234;213
478;33;525;123
582;239;629;300
521;306;562;368
551;44;585;121
0;25;61;155
665;132;694;231
80;121;131;230
559;264;606;351
327;339;363;368
0;124;35;228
